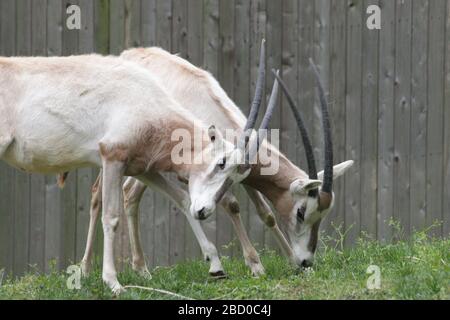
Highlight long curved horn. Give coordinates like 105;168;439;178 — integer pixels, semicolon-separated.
246;71;278;167
244;39;266;132
272;69;317;180
239;39;266;159
309;58;333;194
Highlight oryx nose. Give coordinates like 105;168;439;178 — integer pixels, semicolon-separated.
197;207;206;220
301;260;313;269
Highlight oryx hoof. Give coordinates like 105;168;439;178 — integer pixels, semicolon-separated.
249;263;265;277
80;260;91;277
209;270;228;280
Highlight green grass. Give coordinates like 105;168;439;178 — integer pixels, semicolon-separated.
0;227;449;300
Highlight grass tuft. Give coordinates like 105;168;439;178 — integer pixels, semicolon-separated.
0;228;448;300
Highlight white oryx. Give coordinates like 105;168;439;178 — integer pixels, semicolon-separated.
0;44;279;293
79;45;354;278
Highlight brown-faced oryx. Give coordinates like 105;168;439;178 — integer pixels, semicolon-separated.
78;43;354;279
0;48;280;293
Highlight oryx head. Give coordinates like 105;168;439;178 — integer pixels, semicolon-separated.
189;40;280;220
273;61;354;268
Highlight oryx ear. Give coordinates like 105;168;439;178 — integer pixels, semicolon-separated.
290;179;322;195
318;160;354;181
208;125;223;143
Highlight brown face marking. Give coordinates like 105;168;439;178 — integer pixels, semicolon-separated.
318;191;332;211
307;220;321;253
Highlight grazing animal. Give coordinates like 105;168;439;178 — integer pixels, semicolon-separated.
0;48;278;293
80;45;353;277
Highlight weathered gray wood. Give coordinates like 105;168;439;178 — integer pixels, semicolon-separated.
29;0;48;272
410;0;429;233
328;0;347;239
75;0;95;264
141;0;156;47
60;0;79;268
14;0;32;275
153;0;172;266
138;0;157;269
169;0;188;265
359;0;379;238
0;0;17;276
444;0;450;237
393;0;412;237
44;0;63;271
377;0;396;242
264;0;282;251
247;0;266;249
94;0;110;54
201;0;219;255
232;0;251;257
426;0;446;237
1;0;450;276
344;0;362;246
313;0;331;235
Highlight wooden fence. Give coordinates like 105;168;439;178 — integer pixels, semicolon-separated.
0;0;449;276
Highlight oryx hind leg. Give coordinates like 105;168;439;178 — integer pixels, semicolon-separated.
80;170;103;276
137;172;225;277
220;192;265;277
244;186;294;261
122;177;150;277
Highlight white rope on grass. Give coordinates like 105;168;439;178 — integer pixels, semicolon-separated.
124;285;194;300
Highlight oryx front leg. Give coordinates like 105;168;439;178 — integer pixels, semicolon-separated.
138;173;225;277
244;186;294;261
221;192;265;277
101;160;125;294
123;177;151;278
80;171;102;276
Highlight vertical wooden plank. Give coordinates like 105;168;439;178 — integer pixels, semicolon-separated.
328;0;347;238
233;0;251;256
139;0;157;269
94;0;110;54
109;0;127;268
247;0;266;248
172;0;188;58
217;0;234;257
377;0;396;242
344;0;362;246
14;0;32;275
201;0;219;257
44;0;63;272
410;0;428;233
313;0;331;234
444;0;450;237
264;0;282;251
153;0;172;266
75;0;95;263
110;0;125;55
297;0;315;187
141;0;157;47
426;0;446;237
360;0;379;238
125;0;141;49
184;0;204;260
393;0;412;236
0;0;17;276
29;0;48;272
60;0;79;268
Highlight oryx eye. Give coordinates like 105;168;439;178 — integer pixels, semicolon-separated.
218;157;226;170
297;205;306;223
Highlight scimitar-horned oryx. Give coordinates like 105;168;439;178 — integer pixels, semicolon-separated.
79;44;354;278
0;52;279;293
